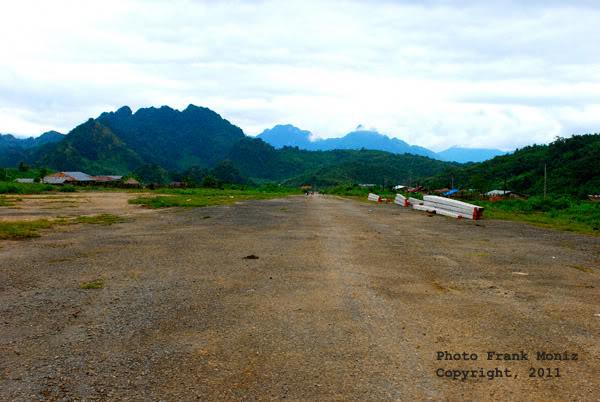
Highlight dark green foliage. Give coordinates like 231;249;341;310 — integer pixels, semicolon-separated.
18;161;29;172
59;185;76;192
280;150;454;187
0;182;54;194
36;119;143;174
210;160;248;185
201;174;219;188
133;164;170;185
97;105;245;171
179;166;209;186
425;134;600;198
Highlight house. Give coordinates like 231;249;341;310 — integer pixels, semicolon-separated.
433;188;450;195
93;175;123;184
43;171;94;185
393;185;406;191
15;178;34;184
485;190;511;197
122;178;140;188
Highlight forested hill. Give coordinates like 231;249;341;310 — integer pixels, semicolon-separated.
0;105;456;185
425;134;600;197
2;105;597;197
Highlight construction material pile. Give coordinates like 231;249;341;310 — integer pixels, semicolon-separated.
394;194;409;207
410;195;484;220
368;192;484;220
368;193;382;202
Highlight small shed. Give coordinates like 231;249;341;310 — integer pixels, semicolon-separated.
15;178;34;184
485;190;511;197
122;178;141;188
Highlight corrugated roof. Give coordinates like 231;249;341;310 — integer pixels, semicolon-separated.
93;175;123;182
15;178;34;183
63;171;94;181
43;176;67;184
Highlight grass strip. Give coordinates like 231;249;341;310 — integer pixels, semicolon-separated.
0;214;125;240
129;188;298;208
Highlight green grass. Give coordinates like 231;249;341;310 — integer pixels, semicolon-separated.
0;182;55;194
0;214;126;240
472;196;600;235
80;279;104;289
75;214;126;225
0;219;58;239
0;196;17;207
129;187;300;208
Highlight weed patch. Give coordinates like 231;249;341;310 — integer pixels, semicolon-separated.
80;279;104;289
75;214;126;225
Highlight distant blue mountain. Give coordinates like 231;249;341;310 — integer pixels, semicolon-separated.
258;125;438;159
0;131;64;150
257;124;312;149
257;124;506;162
437;147;507;163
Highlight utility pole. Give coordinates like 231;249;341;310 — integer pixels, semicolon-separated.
543;163;547;199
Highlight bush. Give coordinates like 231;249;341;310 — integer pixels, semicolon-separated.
59;185;76;192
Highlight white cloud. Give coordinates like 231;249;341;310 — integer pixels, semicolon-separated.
0;0;599;151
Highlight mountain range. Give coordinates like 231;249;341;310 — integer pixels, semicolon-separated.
257;124;506;163
0;131;65;166
3;104;596;197
0;105;455;186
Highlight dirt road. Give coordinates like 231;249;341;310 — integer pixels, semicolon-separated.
1;195;598;401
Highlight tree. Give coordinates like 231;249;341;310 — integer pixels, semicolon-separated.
37;167;49;182
211;160;247;184
18;162;30;172
202;174;219;188
132;164;170;185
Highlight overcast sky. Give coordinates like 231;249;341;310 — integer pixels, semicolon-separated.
1;0;599;151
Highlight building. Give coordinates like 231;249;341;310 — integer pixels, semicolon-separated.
485;190;512;197
122;178;140;187
43;171;95;184
93;175;123;184
15;178;34;184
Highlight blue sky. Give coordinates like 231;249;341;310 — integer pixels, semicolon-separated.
1;0;599;151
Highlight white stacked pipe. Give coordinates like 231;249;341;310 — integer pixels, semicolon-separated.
394;194;409;207
367;193;381;202
408;197;423;206
422;195;484;220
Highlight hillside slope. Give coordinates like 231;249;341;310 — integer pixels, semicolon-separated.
36;119;143;174
426;134;600;197
98;105;245;170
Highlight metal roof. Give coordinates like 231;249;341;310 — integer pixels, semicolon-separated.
15;178;34;183
93;175;123;182
485;190;511;196
63;172;94;181
43;176;67;184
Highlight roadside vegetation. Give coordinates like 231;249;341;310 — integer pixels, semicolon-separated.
321;184;599;234
0;182;55;194
472;197;600;235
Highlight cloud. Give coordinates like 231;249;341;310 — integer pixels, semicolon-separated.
0;0;599;151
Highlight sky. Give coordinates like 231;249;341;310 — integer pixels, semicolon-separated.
1;0;599;152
